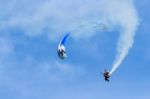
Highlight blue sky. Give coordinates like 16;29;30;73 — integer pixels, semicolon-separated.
0;0;150;99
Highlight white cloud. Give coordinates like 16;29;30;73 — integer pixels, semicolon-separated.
0;54;86;82
0;0;139;78
0;0;138;40
36;60;86;81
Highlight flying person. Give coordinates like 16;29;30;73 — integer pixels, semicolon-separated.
103;69;110;82
57;33;70;59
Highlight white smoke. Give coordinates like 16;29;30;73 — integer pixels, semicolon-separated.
0;0;139;74
107;0;139;75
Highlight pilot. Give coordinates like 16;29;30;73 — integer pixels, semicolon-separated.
60;48;65;56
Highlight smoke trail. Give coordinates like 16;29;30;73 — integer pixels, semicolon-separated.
0;0;139;74
109;1;139;75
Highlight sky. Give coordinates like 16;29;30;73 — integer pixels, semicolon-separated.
0;0;150;99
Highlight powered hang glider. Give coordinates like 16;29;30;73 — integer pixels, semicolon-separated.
57;33;70;59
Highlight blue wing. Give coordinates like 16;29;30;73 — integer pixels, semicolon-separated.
60;33;70;46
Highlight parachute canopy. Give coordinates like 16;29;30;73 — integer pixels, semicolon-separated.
57;33;70;59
